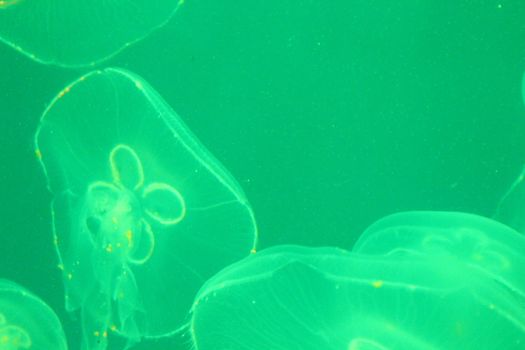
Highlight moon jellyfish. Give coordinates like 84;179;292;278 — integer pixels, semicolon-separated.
0;279;67;350
190;216;525;349
34;68;258;350
354;211;525;297
0;0;183;67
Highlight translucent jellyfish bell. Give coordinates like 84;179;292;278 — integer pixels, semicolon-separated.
0;1;183;67
34;68;258;349
190;245;525;350
0;279;67;350
353;211;525;298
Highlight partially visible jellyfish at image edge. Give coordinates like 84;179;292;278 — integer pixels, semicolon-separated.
189;212;525;350
353;211;525;296
0;279;67;350
34;68;258;350
494;70;525;232
0;0;184;67
0;0;20;10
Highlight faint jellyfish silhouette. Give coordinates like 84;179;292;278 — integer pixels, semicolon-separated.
354;211;525;297
34;68;258;350
0;0;184;67
0;279;67;350
0;0;22;10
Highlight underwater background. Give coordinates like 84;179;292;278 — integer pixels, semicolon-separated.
1;1;525;349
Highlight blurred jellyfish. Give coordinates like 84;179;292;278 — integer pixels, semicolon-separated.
0;279;67;350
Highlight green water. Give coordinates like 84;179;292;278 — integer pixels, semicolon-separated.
1;1;525;349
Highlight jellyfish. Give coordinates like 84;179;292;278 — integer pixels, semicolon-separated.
0;0;21;10
353;211;525;299
0;279;67;350
0;0;183;67
34;68;258;350
190;214;525;349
